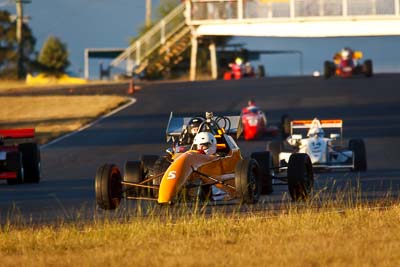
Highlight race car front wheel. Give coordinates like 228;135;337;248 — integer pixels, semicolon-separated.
95;163;122;210
19;142;41;183
235;158;260;204
287;153;313;201
349;139;367;172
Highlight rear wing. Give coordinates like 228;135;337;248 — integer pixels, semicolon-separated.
165;112;193;142
0;128;35;139
165;112;241;142
291;119;343;136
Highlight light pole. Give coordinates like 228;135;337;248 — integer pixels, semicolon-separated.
15;0;31;79
146;0;151;27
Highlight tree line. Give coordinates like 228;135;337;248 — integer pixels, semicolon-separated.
0;10;69;79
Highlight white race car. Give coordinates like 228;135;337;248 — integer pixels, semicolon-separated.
268;118;367;172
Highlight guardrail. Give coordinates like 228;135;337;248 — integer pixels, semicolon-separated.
186;0;400;22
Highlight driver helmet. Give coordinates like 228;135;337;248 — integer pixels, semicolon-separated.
193;132;217;155
340;47;352;60
248;98;256;107
307;127;324;138
187;117;204;136
235;57;243;65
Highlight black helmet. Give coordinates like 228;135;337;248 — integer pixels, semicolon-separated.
187;117;204;136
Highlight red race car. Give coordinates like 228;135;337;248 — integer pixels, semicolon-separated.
240;100;279;140
324;47;373;79
0;128;41;184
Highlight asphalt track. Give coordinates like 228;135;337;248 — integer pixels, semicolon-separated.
1;74;400;224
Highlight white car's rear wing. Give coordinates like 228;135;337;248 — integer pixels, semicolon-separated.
291;119;343;136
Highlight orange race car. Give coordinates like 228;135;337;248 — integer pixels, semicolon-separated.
95;112;313;210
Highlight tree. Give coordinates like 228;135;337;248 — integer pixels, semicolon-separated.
0;9;36;79
38;36;69;75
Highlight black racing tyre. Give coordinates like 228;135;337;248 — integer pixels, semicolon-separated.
124;161;145;197
281;114;291;138
140;155;159;197
6;152;24;185
267;140;282;169
140;155;159;176
19;142;41;183
150;155;171;198
251;151;273;195
235;158;260;204
324;61;333;79
364;59;373;77
287;153;314;201
95;163;122;210
349;139;367;172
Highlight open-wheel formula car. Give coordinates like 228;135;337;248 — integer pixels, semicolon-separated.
240;102;279;140
268;118;367;173
0;128;41;184
95;112;314;210
324;47;373;79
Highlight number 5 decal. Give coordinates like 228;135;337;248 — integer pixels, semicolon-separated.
167;170;177;180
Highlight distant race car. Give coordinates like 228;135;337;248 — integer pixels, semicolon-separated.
324;47;373;79
240;105;279;140
223;58;256;80
268;118;367;173
0;128;41;184
95;112;314;210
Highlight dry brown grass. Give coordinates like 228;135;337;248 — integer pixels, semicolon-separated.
0;205;399;266
0;80;121;92
0;96;129;144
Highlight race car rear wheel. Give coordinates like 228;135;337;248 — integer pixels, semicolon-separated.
140;155;159;175
140;155;159;196
349;139;367;171
268;140;282;169
6;152;24;185
19;142;41;183
324;61;336;79
235;158;260;204
364;60;373;77
251;151;273;194
124;161;145;197
287;153;313;201
95;164;122;210
281;114;291;138
150;155;171;198
324;61;332;79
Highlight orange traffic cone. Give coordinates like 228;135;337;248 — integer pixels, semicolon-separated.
128;78;135;95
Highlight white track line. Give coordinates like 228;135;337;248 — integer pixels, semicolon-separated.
41;97;137;149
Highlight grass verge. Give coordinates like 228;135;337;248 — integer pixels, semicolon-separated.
0;204;399;266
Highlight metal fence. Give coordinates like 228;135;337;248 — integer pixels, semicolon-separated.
187;0;400;21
